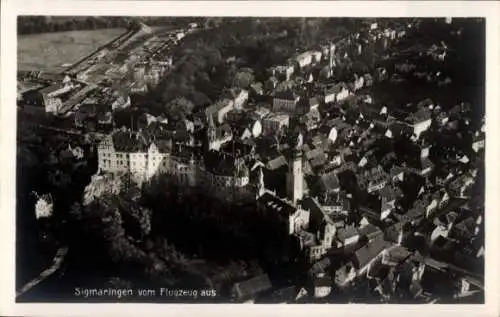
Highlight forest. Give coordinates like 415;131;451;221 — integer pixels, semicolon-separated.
17;16;201;35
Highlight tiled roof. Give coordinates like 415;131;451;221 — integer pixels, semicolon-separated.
266;155;288;170
405;108;432;124
258;192;297;216
353;237;391;269
358;223;383;240
320;172;340;191
216;123;233;139
378;185;403;201
250;82;263;94
274;90;299;100
39;83;65;96
337;226;359;241
205;98;233;117
314;274;333;287
301;196;324;217
112;130;149;152
204;150;239;176
385;245;413;264
233;274;272;300
326;82;347;95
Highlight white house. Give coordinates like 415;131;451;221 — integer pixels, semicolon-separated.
294;52;314;68
35;194;54;219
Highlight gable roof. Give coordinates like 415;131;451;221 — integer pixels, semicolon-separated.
353;237;392;269
266;155;288;170
337;226;359;241
258;192;297;216
319;172;340;192
358;223;383;240
233;274;272;300
274;90;299;100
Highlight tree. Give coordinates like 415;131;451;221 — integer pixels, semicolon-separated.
164;97;195;121
232;71;255;89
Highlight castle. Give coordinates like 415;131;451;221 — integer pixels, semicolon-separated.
97;125;248;193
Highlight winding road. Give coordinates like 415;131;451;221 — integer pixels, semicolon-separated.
16;246;69;298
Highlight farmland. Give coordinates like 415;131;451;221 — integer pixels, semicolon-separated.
18;28;126;73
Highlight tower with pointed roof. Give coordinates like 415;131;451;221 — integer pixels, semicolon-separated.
206;114;217;151
287;132;304;205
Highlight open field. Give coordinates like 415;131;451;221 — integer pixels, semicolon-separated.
18;28;126;73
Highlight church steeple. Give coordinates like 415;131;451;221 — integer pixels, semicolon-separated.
206;114;217;151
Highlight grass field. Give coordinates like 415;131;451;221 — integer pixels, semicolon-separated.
18;28;126;73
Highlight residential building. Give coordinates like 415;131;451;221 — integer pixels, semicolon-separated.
206;98;235;124
353;237;392;275
272;65;295;81
34;194;54;219
227;88;249;110
313;273;332;298
250;82;264;96
324;86;337;104
273;91;300;114
333;83;351;102
358;165;389;193
39;82;74;113
257;191;310;235
471;131;485;153
293;51;314;68
405;108;432;139
231;274;272;302
262;113;290;136
206;115;233;151
336;226;360;247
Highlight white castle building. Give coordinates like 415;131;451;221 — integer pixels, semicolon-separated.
97;129;249;190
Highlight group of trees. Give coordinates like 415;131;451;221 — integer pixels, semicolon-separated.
142;17;372;121
17;16;201;35
16;124;97;288
60;172;300;300
18;16;135;35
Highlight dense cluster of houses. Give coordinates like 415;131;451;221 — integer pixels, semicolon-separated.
17;24;189;117
22;18;485;303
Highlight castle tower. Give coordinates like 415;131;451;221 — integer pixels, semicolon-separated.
287;133;304;205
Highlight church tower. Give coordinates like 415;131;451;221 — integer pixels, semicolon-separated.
287;133;304;205
206;114;217;151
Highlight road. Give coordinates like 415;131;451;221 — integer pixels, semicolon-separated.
16;246;69;298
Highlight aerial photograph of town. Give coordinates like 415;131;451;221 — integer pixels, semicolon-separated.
16;16;485;304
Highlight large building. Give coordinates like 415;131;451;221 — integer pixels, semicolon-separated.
262;113;290;136
206;98;234;124
38;81;75;113
206;114;233;151
97;128;247;190
273;91;301;114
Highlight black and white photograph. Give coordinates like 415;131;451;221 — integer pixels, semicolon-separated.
1;1;500;316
